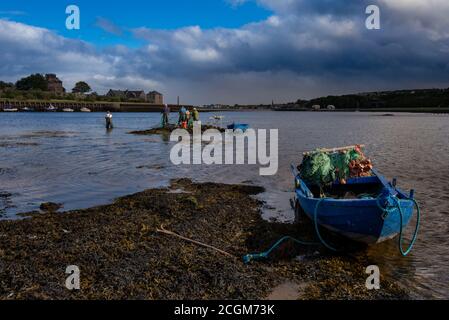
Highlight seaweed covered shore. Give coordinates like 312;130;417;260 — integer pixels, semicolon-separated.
0;179;408;300
129;124;225;136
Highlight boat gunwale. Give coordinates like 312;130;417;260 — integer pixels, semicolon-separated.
294;169;412;206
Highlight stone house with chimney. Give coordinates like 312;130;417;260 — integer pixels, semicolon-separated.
147;91;163;104
46;74;65;94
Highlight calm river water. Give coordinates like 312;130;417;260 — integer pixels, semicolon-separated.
0;111;448;299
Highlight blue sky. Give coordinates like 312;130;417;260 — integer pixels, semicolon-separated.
1;1;449;104
0;0;271;47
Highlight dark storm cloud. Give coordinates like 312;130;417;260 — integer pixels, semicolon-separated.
131;1;449;81
1;0;449;104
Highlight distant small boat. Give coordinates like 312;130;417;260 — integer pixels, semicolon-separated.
46;105;57;112
227;123;249;131
63;108;74;112
80;107;91;112
210;115;225;120
3;106;18;112
22;107;34;112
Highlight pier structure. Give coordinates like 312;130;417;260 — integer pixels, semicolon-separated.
0;100;192;112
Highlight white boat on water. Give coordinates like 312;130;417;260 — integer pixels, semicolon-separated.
46;105;57;112
80;107;91;112
3;107;18;112
210;115;225;120
22;107;34;112
63;108;74;112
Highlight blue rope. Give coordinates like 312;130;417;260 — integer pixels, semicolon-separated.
243;236;319;264
377;195;421;256
242;199;336;264
313;198;337;252
396;197;421;256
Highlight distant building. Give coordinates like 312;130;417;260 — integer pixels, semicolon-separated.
106;89;147;101
126;90;147;101
106;89;163;103
46;74;65;94
106;90;126;99
147;91;163;104
201;104;223;109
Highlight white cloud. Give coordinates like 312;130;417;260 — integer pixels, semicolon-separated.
266;15;281;27
186;48;221;62
0;19;161;95
379;0;449;40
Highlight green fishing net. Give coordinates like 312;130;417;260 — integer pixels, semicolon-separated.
300;148;362;186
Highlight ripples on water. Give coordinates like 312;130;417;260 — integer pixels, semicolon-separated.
0;111;448;298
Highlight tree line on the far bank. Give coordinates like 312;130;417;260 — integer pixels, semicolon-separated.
2;74;449;110
0;74;94;101
302;88;449;110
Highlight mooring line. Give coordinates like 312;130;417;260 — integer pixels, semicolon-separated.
156;225;236;259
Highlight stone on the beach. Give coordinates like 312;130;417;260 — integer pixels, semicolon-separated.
39;202;63;212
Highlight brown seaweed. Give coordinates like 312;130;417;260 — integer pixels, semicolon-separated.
129;124;226;136
0;179;408;300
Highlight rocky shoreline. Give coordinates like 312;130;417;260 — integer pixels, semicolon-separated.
0;179;408;300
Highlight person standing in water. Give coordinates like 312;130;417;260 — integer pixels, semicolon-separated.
178;106;187;128
186;109;192;128
105;111;113;129
192;108;200;121
162;104;170;128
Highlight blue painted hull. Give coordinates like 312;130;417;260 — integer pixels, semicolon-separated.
294;172;415;244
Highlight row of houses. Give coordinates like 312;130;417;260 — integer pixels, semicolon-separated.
106;90;164;104
312;105;336;110
18;74;165;104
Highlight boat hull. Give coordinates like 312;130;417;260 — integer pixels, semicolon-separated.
294;172;415;245
296;194;414;244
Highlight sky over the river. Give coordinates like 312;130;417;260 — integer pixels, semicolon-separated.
1;0;449;104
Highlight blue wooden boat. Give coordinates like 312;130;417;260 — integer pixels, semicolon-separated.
227;123;249;131
292;165;420;252
242;160;421;264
